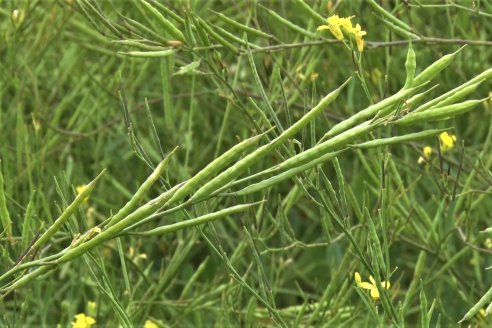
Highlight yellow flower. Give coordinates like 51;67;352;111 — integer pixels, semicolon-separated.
423;146;432;159
439;132;457;152
354;272;390;301
484;238;492;250
144;319;159;328
350;23;367;52
317;15;344;40
72;313;96;328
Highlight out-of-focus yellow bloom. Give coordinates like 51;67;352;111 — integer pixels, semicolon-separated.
484;238;492;249
11;9;25;27
354;272;390;301
72;313;96;328
350;23;367;52
144;319;159;328
439;132;457;152
423;146;432;159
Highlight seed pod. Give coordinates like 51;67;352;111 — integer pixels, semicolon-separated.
135;203;262;236
210;10;273;39
235;151;342;195
166;132;268;205
404;42;416;88
459;285;492;323
424;80;484;110
412;46;465;87
31;169;106;252
396;98;487;125
321;85;421;141
139;0;185;42
118;50;176;58
415;69;492;113
189;79;351;201
107;147;177;227
279;121;377;172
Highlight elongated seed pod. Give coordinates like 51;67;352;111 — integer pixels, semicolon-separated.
354;129;446;149
415;68;492;113
188;79;351;201
57;184;180;263
139;0;185;42
235;151;342;195
260;5;318;39
166;132;268;205
118;50;175;58
195;16;239;54
459;285;492;323
107;148;177;227
396;98;487;125
30;169;106;252
424;80;484;110
209;10;273;39
411;46;465;87
321;85;421;141
404;43;416;88
278;120;377;172
135;203;261;236
406;85;439;108
292;0;326;24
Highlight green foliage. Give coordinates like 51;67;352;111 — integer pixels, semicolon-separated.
1;0;492;327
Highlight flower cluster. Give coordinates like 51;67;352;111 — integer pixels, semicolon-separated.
72;313;96;328
317;15;367;52
354;272;390;301
418;132;457;164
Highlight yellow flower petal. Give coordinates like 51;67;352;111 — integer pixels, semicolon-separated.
382;281;391;289
360;282;374;290
423;146;432;159
72;313;96;328
370;287;380;300
317;25;331;32
354;272;362;287
439;132;457;152
144;320;159;328
369;275;376;285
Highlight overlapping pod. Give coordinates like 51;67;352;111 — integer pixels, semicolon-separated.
166;132;268;206
396;98;488;125
107;148;177;227
188;78;352;202
411;46;465;87
277;120;377;172
320;86;421;142
139;0;185;42
57;185;180;264
235;151;342;195
135;202;261;236
415;68;492;112
30;169;106;252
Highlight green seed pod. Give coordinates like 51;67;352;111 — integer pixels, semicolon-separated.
355;129;446;149
321;85;421;141
210;10;273;39
279;121;376;172
30;169;106;252
424;80;484;110
415;69;492;113
189;79;351;201
234;151;342;195
166;132;268;205
404;42;416;88
118;50;176;58
139;0;185;42
459;285;492;323
412;46;465;87
396;98;487;125
107;147;177;227
135;202;261;236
